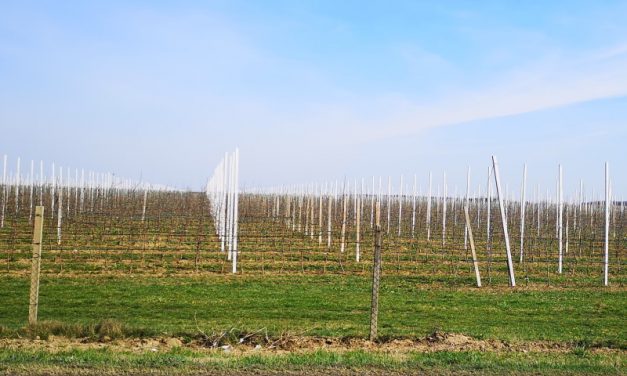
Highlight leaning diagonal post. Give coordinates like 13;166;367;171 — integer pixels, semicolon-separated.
29;206;45;325
492;156;516;287
464;206;482;287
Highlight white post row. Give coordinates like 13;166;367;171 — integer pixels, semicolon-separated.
206;148;241;274
0;153;165;243
2;150;617;286
240;155;619;287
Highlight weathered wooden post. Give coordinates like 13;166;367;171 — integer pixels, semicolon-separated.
29;206;45;325
141;188;148;222
370;202;382;341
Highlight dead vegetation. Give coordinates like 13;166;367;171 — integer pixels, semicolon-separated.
1;325;621;356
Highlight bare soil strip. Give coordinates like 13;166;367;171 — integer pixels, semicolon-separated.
1;331;622;355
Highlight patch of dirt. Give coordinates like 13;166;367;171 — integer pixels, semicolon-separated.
1;336;169;354
0;331;619;356
245;331;577;355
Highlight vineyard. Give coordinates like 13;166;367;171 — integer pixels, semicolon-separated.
0;153;625;375
3;1;627;373
0;155;625;286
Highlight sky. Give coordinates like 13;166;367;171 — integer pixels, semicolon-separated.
1;1;626;198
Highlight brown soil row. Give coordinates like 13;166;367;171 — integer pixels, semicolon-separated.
1;331;622;355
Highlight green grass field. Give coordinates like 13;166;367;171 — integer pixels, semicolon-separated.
1;274;625;374
0;347;623;375
1;275;625;343
0;191;625;374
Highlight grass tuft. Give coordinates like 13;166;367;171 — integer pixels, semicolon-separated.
24;319;134;340
95;319;124;340
26;320;91;340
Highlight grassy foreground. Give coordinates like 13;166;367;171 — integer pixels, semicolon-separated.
0;347;623;375
0;274;625;374
1;274;625;344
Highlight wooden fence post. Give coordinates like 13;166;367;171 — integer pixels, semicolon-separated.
29;206;45;325
370;202;382;341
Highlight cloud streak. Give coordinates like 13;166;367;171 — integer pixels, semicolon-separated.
349;42;627;142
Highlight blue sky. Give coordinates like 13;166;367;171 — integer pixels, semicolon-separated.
1;1;626;198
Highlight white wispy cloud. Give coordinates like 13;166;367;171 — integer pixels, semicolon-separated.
350;42;627;142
